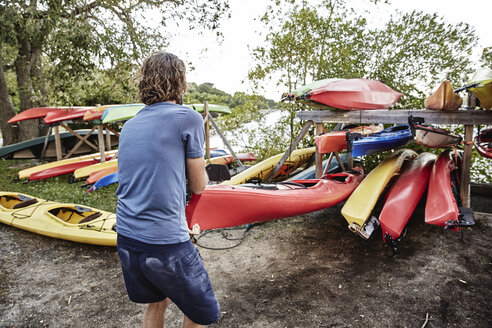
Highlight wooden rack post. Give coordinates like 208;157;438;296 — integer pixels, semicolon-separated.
204;101;210;160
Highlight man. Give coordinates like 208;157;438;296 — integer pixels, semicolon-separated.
116;51;220;328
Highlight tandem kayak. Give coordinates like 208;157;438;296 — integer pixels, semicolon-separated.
349;124;414;157
379;152;436;252
341;149;418;239
186;167;364;231
0;192;116;246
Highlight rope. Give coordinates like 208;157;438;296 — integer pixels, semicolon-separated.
194;224;257;250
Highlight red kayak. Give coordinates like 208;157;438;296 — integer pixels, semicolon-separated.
474;128;492;159
379;152;436;252
8;107;88;124
86;165;119;185
307;79;403;110
29;156;113;181
315;125;383;154
425;150;474;230
186;167;364;230
44;107;94;124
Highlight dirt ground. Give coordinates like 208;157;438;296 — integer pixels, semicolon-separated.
0;195;491;328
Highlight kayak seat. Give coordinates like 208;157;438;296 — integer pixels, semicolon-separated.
78;212;103;224
12;198;38;209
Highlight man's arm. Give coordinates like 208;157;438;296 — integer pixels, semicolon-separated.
186;157;208;195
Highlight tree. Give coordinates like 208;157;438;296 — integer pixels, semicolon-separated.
0;0;229;145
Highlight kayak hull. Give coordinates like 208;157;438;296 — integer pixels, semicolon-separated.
0;192;116;246
308;79;403;110
414;125;462;148
7;107;91;124
474;128;492;159
341;149;418;231
220;147;315;185
315;125;384;154
43;107;93;124
424;80;462;111
187;168;364;230
379;152;437;243
29;159;104;181
350;125;413;157
425;150;460;227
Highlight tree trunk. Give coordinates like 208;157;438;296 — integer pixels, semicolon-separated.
0;40;19;146
15;38;39;141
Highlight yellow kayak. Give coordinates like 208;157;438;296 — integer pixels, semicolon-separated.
341;149;417;238
468;68;492;110
74;159;118;179
18;150;118;179
221;147;315;185
0;192;116;246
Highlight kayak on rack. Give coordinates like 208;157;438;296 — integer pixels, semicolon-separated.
413;124;462;148
379;152;436;252
315;125;384;154
341;149;417;239
101;104;146;123
303;79;403;110
186;167;364;230
82;104;119;121
220;147;316;185
348;124;414;157
289;153;352;180
425;150;474;230
18;149;118;179
7;106;92;124
188;104;231;115
467;68;492;110
208;152;257;165
0;192;116;246
43;107;94;124
473;128;492;159
424;80;462;111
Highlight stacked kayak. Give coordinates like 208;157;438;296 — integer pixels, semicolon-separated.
221;147;316;185
188;104;231;115
0;192;116;246
186;167;364;230
474;128;492;159
467;68;492;110
341;149;417;239
425;150;474;230
289;153;351;180
348;125;414;157
379;152;437;252
424;80;462;111
101;103;146;123
413;124;462;148
44;107;93;124
314;125;383;154
8;106;93;124
286;79;403;110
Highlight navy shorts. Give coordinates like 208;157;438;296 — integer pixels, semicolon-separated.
117;234;220;325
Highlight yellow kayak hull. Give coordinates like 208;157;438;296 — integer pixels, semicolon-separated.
73;159;118;179
341;149;417;228
0;192;116;246
18;150;118;179
221;147;315;185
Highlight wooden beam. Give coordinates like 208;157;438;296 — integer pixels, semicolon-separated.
297;109;492;125
104;125;120;138
314;123;325;178
63;125;98;159
54;125;62;161
207;113;245;169
460;125;473;207
40;126;52;159
265;121;313;183
60;123;99;151
105;126;111;151
98;125;106;163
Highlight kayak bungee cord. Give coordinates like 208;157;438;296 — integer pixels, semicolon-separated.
194;224;257;250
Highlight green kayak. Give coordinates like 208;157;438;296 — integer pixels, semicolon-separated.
187;104;231;115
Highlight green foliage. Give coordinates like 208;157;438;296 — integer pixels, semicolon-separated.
481;47;492;69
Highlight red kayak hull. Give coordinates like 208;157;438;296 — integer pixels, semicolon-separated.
474;128;492;159
44;107;94;124
315;125;383;154
379;152;436;242
186;167;364;230
425;150;460;228
308;79;403;110
29;157;112;181
8;107;87;124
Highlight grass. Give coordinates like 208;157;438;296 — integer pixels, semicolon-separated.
0;159;118;212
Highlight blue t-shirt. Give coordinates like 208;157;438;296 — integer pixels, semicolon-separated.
116;102;205;244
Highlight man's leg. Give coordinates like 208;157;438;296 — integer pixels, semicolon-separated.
142;298;170;328
182;315;202;328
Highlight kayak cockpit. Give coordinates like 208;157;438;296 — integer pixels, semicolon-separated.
0;194;38;210
48;206;102;225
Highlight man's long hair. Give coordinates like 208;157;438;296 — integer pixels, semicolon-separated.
137;52;186;105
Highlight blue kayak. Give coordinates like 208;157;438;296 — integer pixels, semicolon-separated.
349;124;413;157
86;172;118;193
210;149;227;157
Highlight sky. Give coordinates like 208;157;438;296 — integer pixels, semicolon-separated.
166;0;491;101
